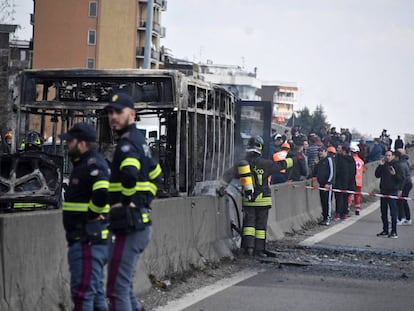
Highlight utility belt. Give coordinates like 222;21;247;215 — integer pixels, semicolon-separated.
66;220;109;245
108;205;151;234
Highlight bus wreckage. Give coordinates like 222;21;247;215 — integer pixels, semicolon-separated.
0;69;237;210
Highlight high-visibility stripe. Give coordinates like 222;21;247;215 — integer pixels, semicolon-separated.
122;186;136;197
120;158;141;170
110;181;157;196
149;164;162;180
242;196;272;207
255;229;266;240
142;213;150;223
243;226;255;237
14;203;45;208
88;200;110;214
63;202;89;212
101;229;109;240
92;180;109;191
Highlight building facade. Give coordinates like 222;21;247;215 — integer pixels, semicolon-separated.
32;0;167;69
257;81;298;124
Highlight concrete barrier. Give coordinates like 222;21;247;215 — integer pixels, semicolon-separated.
0;196;234;311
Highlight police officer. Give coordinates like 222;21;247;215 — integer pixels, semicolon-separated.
218;136;293;258
61;122;110;311
105;93;162;311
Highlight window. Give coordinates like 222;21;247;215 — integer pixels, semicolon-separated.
87;58;95;69
88;30;96;45
89;2;97;17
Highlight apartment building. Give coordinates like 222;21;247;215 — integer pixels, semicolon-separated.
32;0;167;69
257;81;298;124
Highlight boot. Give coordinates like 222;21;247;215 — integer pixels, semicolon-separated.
254;250;267;258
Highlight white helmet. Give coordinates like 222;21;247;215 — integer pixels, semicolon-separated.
350;142;359;153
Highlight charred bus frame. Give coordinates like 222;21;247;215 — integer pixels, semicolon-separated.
17;69;236;196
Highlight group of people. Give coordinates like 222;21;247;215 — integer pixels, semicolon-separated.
61;93;162;311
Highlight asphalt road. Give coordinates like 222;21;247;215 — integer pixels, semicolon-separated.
156;199;414;311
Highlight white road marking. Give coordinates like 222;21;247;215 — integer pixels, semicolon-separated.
299;200;379;246
153;269;260;311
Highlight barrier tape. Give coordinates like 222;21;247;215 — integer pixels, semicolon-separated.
302;185;413;201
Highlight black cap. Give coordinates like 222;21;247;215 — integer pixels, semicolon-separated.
105;93;134;110
318;145;327;152
61;122;97;142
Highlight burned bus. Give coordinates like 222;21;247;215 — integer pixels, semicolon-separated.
14;69;236;198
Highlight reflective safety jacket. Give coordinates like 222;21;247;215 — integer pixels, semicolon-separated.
108;124;162;225
63;149;110;241
221;152;293;207
352;153;364;187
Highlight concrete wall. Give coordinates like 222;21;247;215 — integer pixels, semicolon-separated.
1;148;412;310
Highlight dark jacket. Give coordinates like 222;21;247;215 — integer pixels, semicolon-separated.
109;124;162;209
314;155;335;187
288;150;308;181
397;155;411;186
334;154;356;191
221;151;292;207
368;144;383;162
375;160;404;193
63;149;110;242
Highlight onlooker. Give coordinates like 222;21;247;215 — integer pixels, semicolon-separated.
307;135;323;177
313;145;336;225
61;123;110;311
271;142;291;184
394;135;404;150
268;134;283;159
333;144;356;220
375;150;404;238
288;143;308;182
394;150;412;225
105;93;162;311
349;144;365;215
368;138;383;162
358;137;370;162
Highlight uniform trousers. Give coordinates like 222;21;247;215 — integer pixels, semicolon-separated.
106;226;152;311
241;205;270;251
68;242;108;311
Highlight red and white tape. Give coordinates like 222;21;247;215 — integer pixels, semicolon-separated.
304;185;414;201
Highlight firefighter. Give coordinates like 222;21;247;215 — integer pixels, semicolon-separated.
24;131;43;151
217;135;294;258
13;131;46;209
61;122;110;311
104;93;162;311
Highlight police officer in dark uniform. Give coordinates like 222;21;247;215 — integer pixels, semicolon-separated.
104;93;162;311
61;122;110;311
218;136;293;258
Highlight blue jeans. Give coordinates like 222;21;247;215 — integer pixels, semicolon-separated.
107;226;152;311
380;192;398;234
68;242;108;311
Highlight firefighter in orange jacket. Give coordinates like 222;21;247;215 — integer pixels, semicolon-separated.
349;144;364;215
217;136;294;258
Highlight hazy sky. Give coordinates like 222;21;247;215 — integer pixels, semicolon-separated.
13;0;414;139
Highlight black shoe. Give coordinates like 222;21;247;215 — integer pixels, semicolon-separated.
389;232;398;239
376;231;388;237
355;210;360;216
254;251;268;258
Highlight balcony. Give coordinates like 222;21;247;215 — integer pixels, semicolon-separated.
138;20;166;38
136;47;162;63
139;0;167;11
